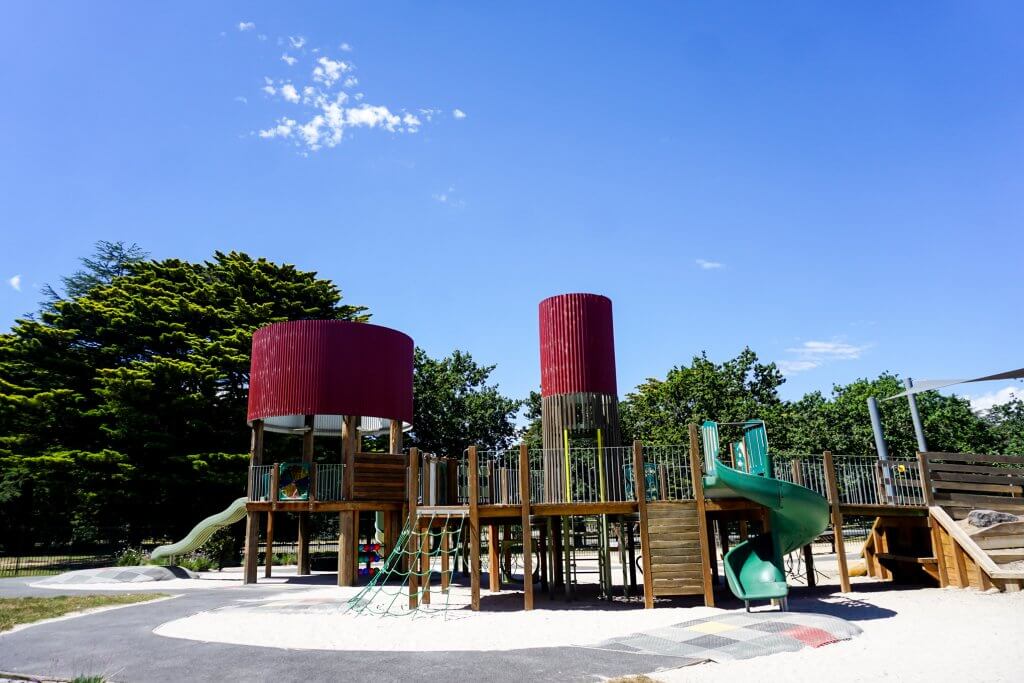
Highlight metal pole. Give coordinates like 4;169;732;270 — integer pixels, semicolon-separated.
905;377;929;453
867;397;896;503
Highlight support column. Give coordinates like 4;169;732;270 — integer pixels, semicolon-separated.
689;424;715;607
633;440;654;608
519;443;534;610
338;415;359;586
468;446;481;611
488;523;501;592
243;420;264;585
408;447;420;608
823;451;851;592
297;414;314;576
264;511;275;578
243;511;260;584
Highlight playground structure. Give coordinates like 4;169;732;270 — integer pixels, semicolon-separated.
156;294;1024;613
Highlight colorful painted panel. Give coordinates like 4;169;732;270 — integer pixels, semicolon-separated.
278;462;311;501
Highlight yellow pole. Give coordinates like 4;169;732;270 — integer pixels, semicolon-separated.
597;428;605;502
563;428;571;503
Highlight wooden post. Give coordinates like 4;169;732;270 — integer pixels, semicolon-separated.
468;446;481;611
243;420;265;584
803;544;816;588
441;528;450;593
688;424;715;607
539;523;548;592
823;451;851;592
297;415;314;576
264;511;275;578
552;516;564;589
519;443;534;610
408;447;420;609
243;511;259;584
421;518;431;605
633;440;655;608
488;524;501;592
929;516;949;587
338;415;359;587
916;451;934;506
951;536;969;587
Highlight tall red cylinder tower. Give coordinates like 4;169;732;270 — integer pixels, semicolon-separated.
538;293;622;501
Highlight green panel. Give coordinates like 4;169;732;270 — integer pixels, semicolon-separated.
278;462;311;501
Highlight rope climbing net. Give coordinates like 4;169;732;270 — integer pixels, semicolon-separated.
346;511;466;618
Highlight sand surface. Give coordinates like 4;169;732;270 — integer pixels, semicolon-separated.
649;587;1024;683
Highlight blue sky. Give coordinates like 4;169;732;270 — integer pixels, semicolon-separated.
2;2;1022;410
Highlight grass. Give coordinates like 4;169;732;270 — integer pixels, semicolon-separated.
0;593;166;632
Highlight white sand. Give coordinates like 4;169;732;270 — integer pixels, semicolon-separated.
649;587;1024;683
154;582;721;651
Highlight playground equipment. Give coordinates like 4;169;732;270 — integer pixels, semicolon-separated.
152;497;248;561
157;292;1024;615
700;420;830;610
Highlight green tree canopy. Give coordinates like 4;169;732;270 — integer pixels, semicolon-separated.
620;348;785;445
0;247;367;544
406;348;522;456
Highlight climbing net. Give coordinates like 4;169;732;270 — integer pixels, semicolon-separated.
346;511;466;618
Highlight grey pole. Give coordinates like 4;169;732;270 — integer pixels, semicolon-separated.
867;396;895;503
905;377;929;453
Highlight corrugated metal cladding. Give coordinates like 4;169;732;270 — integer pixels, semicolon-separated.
247;320;414;424
538;293;617;397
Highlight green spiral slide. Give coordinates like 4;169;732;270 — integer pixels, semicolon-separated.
151;497;248;561
700;421;830;610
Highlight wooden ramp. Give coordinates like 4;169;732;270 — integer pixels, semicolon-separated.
646;501;708;598
929;507;1024;592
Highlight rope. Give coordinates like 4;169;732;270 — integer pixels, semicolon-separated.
346;512;466;618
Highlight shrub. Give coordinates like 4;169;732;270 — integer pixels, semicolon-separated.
114;548;145;567
178;555;215;572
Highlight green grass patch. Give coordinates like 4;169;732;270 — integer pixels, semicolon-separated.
0;593;166;632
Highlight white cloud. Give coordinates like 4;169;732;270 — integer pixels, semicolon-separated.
234;96;248;104
452;108;467;119
339;42;353;52
312;56;350;86
288;35;306;49
433;186;465;207
262;85;276;96
777;360;819;374
281;53;298;66
695;259;723;270
280;83;300;103
964;385;1024;413
258;34;267;41
8;274;21;291
238;22;255;32
343;76;359;88
258;118;296;138
776;339;871;375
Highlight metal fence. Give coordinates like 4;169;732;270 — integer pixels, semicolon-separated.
0;550;122;578
316;464;344;501
641;444;695;501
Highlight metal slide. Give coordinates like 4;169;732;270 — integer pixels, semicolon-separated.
701;421;830;609
151;497;248;561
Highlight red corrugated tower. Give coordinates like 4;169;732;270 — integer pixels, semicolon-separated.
538;293;622;501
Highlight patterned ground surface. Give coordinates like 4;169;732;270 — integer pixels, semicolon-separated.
585;611;862;666
33;565;196;584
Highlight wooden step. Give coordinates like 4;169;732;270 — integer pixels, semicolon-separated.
987;548;1024;563
975;534;1024;550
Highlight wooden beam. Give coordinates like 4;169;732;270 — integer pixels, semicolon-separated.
468;446;481;611
634;440;655;608
519;443;535;610
421;517;431;605
689;424;715;607
929;516;949;587
823;451;851;592
441;527;450;593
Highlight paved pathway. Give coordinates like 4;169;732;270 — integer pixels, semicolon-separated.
0;578;691;682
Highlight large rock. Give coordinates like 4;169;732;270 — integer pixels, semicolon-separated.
968;509;1020;528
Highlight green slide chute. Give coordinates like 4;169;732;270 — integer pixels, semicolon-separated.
151;497;248;561
701;421;830;610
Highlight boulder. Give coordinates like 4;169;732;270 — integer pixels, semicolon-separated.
967;509;1021;528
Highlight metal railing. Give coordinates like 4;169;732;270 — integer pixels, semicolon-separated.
248;465;273;501
641;444;695;501
316;464;344;501
773;454;923;507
